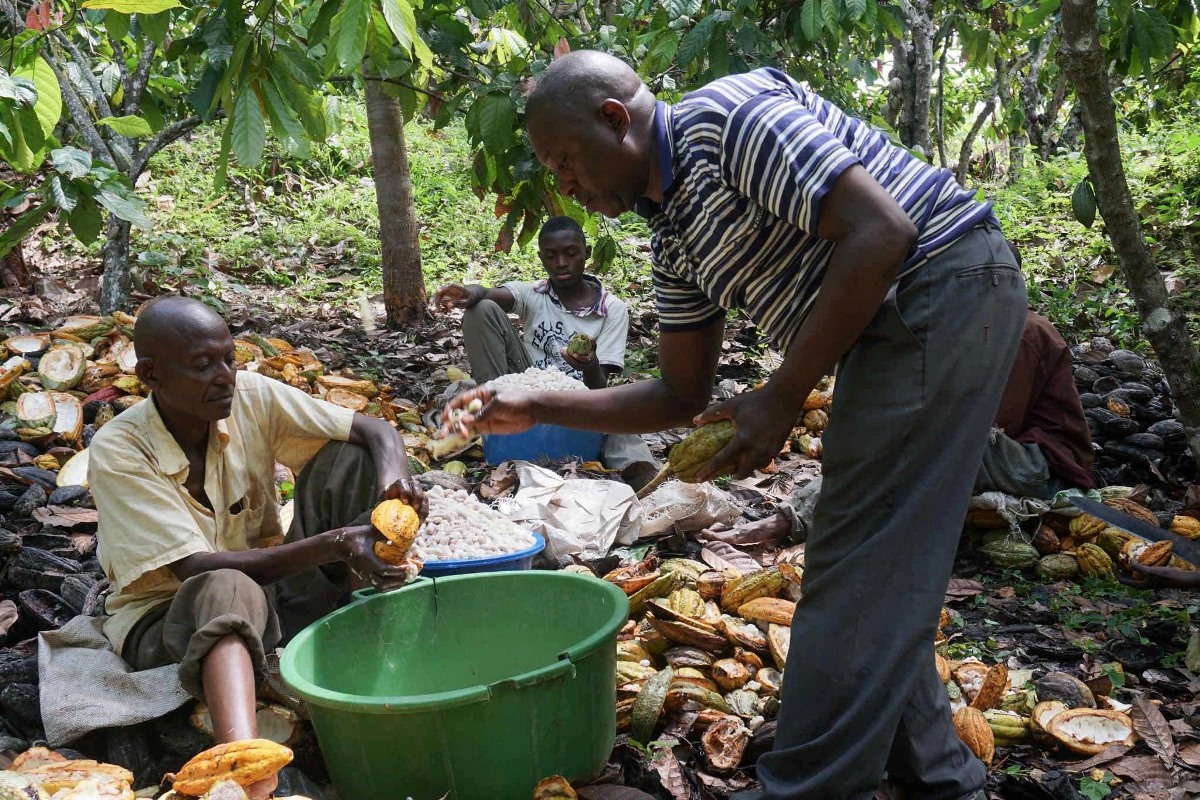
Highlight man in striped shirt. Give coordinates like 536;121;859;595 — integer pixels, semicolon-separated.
445;51;1026;799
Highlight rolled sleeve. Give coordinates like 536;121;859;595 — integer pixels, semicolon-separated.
247;372;355;472
720;92;861;234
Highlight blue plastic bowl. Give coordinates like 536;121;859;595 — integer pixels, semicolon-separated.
483;424;604;465
420;532;546;578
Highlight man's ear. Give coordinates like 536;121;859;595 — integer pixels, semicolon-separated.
599;99;631;141
135;357;157;390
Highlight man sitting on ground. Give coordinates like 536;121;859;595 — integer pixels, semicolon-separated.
703;308;1095;546
434;216;659;487
90;296;424;799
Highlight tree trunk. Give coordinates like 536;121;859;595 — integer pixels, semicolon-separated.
1021;35;1052;159
934;28;949;168
957;86;997;186
99;217;132;313
894;0;934;158
1;241;31;292
993;56;1023;182
1059;0;1200;473
364;75;428;329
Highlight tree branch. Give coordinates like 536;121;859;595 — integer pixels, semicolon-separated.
108;35;132;102
53;31;116;121
0;0;21;28
131;114;210;176
330;74;444;100
45;55;131;170
125;36;157;115
957;78;999;185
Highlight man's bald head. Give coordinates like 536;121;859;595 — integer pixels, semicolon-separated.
525;50;648;129
134;296;228;361
134;296;238;424
525;50;658;218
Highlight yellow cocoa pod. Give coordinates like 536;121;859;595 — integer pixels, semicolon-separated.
1074;543;1115;578
533;776;578;800
1068;514;1107;541
173;739;293;797
373;540;412;565
370;499;421;552
935;653;951;685
1169;515;1200;540
1120;538;1172;569
953;707;995;767
1103;498;1160;527
1098;527;1136;559
32;454;61;470
737;597;796;626
720;567;787;613
1106;396;1131;417
801;408;828;433
670;420;736;482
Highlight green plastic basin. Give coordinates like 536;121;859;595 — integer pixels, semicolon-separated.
279;571;629;800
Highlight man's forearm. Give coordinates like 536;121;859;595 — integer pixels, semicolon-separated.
171;531;344;585
530;378;706;433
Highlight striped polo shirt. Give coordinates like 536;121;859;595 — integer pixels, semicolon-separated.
636;68;996;349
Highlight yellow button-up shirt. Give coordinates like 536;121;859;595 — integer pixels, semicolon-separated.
90;370;355;653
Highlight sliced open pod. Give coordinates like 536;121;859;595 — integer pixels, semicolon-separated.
985;709;1030;746
36;344;87;391
617;641;655;665
737;597;796;626
615;697;636;733
711;659;752;692
630;666;673;743
702;715;750;774
718;616;769;651
603;559;660;595
767;623;791;670
734;648;764;671
191;702;303;746
1119;538;1172;569
16;391;83;441
665;587;706;618
659;558;708;585
954;662;989;703
1030;700;1068;748
4;333;49;357
756;668;783;696
616;661;659;685
647;611;728;652
1045;708;1136;756
935;653;951;684
970;663;1010;711
725;688;759;719
671;667;719;694
628;571;682;617
56;447;90;488
663;646;715;670
664;682;732;714
697;570;730;601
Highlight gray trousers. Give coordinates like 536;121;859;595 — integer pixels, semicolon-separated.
462;300;658;470
756;222;1026;800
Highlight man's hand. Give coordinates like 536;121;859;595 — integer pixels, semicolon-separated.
433;283;484;312
1118;560;1200;590
335;524;418;591
439;386;539;437
378;478;428;519
562;346;598;373
690;386;802;481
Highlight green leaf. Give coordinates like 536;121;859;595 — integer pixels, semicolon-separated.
1186;630;1200;673
95;115;154;138
13;57;61;139
473;92;515;155
213;115;232;189
822;0;839;30
643;29;680;75
1072;178;1097;228
67;198;102;245
307;0;340;48
1022;0;1060;29
327;0;371;73
844;0;866;22
106;11;130;41
800;0;823;40
51;146;92;179
0;204;50;258
48;175;77;213
380;0;418;56
139;10;170;44
592;234;618;272
1131;9;1174;64
96;187;151;229
81;0;180;12
258;74;309;158
231;85;266;167
268;62;326;142
678;17;716;68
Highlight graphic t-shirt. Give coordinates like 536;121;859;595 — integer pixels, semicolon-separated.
502;276;629;381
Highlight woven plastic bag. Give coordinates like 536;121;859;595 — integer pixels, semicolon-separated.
639;480;742;538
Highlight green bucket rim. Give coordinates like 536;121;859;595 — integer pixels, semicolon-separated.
279;571;629;714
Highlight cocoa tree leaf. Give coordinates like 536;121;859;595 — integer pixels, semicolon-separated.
0;600;18;637
1179;742;1200;768
1108;754;1175;786
944;578;985;604
1130;695;1176;773
648;748;695;800
701;541;759;574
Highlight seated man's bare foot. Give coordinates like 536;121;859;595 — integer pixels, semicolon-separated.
244;774;279;800
698;514;790;547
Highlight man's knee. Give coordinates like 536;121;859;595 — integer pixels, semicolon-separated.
177;568;271;624
462;299;505;332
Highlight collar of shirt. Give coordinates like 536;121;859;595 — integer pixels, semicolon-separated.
635;100;676;219
145;394;231;478
533;274;610;317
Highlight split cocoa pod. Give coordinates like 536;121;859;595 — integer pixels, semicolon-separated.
370;499;421;564
172;739;293;796
636;420;736;499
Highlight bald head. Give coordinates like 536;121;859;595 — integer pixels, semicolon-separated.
134;296;238;424
526;51;649;128
134;296;228;361
525;51;658;218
